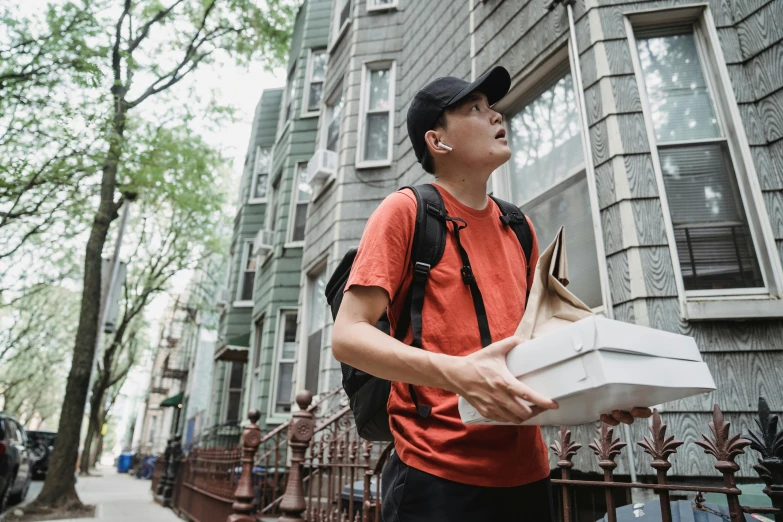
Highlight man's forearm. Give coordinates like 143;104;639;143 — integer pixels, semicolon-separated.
332;321;460;392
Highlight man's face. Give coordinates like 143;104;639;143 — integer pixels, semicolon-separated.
438;91;511;171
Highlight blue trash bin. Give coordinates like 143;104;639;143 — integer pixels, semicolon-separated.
117;452;133;473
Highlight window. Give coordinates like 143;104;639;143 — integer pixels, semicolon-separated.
237;240;256;302
148;416;157;444
289;162;313;243
358;63;395;166
225;361;245;422
305;270;327;393
253;316;264;372
280;63;297;130
633;26;763;293
367;0;397;12
303;50;327;115
505;69;603;309
272;312;298;414
324;86;345;153
249;148;270;203
332;0;351;45
267;176;281;233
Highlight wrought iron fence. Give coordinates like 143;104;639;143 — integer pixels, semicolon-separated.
221;395;781;522
162;391;782;522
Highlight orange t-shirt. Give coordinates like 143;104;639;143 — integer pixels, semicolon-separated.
344;184;551;488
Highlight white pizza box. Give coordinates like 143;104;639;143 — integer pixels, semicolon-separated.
458;315;715;426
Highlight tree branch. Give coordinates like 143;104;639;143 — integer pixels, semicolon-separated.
126;0;187;54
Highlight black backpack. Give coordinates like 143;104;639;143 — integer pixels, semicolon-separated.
324;184;533;441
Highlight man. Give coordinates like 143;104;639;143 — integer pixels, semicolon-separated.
332;66;649;521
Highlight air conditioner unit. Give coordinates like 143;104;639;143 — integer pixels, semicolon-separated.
305;149;337;185
253;229;274;256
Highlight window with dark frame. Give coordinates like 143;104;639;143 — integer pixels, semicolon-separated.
634;25;763;292
226;361;245;422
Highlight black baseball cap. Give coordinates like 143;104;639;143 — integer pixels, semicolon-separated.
406;66;511;163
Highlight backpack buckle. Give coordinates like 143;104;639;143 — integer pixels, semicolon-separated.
460;266;475;285
413;262;431;282
500;214;523;226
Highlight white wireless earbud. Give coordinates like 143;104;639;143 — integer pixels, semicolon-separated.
438;142;453;151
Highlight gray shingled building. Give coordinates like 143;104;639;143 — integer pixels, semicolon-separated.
210;0;783;487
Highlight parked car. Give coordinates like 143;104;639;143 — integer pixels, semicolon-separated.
0;413;32;512
26;430;56;478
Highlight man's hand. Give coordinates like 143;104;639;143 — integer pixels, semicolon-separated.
444;336;558;424
600;408;653;426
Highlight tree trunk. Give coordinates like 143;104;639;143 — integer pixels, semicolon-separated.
28;102;127;512
91;407;107;469
79;367;108;474
93;431;104;469
78;399;100;475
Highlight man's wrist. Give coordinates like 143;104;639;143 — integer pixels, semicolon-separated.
429;352;464;395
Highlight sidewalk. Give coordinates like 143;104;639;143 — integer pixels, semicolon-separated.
20;469;180;522
77;470;180;522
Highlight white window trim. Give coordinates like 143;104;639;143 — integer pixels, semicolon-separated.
277;63;297;138
313;83;344;198
260;171;283;265
356;60;396;169
329;0;352;53
235;239;255;303
301;49;326;119
267;307;299;423
248;147;271;205
295;260;328;397
366;0;397;12
625;5;783;320
223;361;245;423
286;161;311;246
250;315;265;412
492;44;610;314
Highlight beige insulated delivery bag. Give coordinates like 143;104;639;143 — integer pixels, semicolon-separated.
458;228;715;426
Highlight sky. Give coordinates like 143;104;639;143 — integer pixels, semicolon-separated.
142;58;285;336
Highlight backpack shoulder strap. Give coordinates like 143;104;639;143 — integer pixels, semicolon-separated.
394;184;448;419
395;184;448;349
488;195;533;267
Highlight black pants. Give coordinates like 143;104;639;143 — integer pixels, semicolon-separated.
381;451;554;522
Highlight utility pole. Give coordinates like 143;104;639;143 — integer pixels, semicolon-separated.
84;199;133;416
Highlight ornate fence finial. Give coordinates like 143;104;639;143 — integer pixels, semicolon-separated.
746;397;783;514
551;426;581;522
551;426;582;469
638;409;682;522
590;422;627;471
590;423;627;522
638;409;683;471
695;404;751;474
278;390;314;522
228;410;262;522
695;404;751;522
